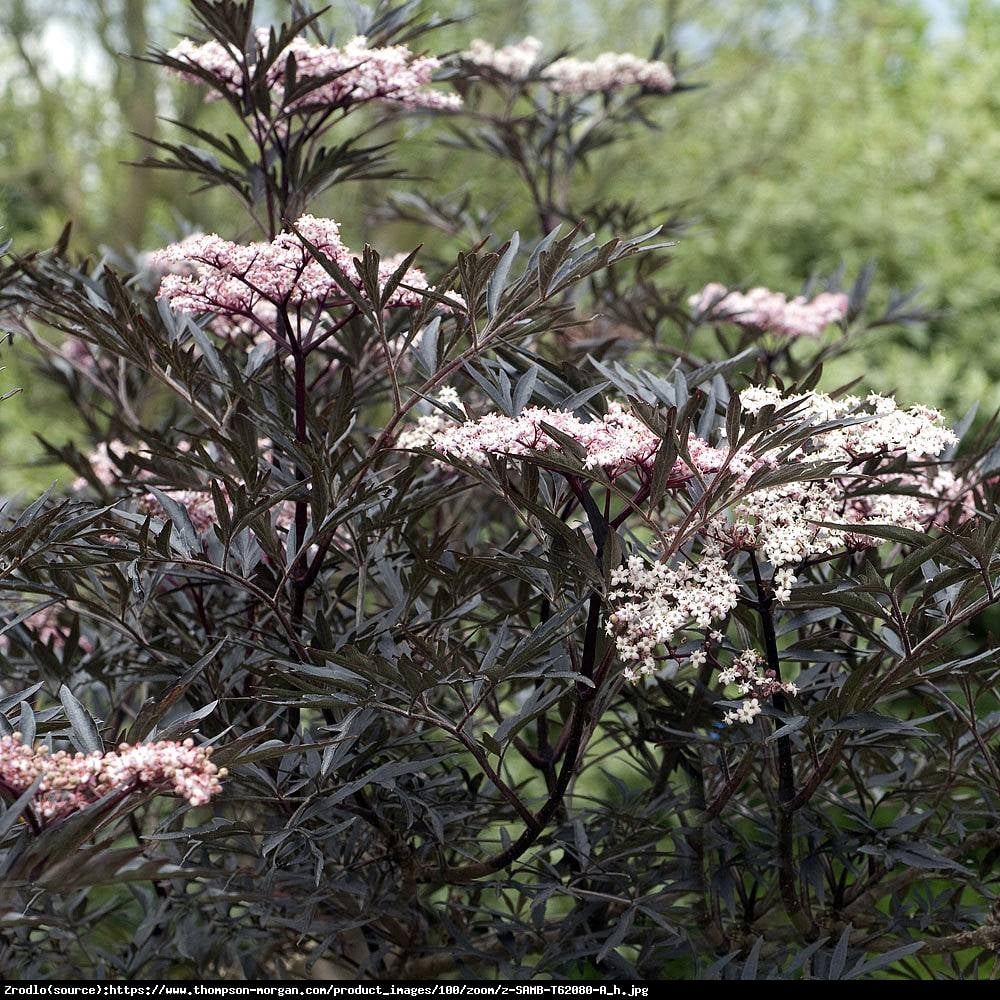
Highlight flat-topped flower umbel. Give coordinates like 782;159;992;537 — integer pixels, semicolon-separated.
151;216;462;344
462;38;545;80
689;283;849;338
462;37;675;93
398;395;728;481
167;32;461;111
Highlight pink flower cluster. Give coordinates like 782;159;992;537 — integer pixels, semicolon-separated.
72;439;214;535
152;216;461;342
0;734;225;824
138;490;220;536
72;438;302;542
167;32;461;111
920;470;981;527
59;336;108;374
398;394;726;480
461;37;675;94
72;439;132;491
688;283;849;338
709;479;927;570
0;604;93;655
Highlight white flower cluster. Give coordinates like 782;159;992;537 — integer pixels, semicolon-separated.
395;387;466;453
688;283;849;339
606;554;740;680
461;37;674;94
402;384;973;729
739;386;958;462
700;387;960;573
722;698;761;726
717;649;797;725
462;37;544;79
703;386;966;724
544;52;675;94
711;479;927;570
773;566;796;603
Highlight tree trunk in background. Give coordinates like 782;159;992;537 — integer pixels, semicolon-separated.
7;0;85;226
110;0;157;250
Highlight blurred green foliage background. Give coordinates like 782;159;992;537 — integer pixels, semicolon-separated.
1;0;997;491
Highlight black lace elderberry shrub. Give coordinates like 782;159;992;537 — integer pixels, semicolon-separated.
0;0;999;982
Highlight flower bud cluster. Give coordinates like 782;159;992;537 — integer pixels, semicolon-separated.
0;734;225;824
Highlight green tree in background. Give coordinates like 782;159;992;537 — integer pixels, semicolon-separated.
655;0;1000;415
1;0;999;492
